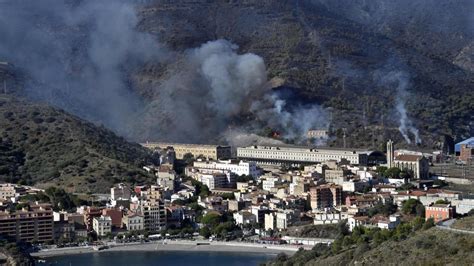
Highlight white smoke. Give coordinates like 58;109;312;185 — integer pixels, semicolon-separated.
135;39;330;145
375;70;421;144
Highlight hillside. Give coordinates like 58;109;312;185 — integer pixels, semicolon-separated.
135;0;474;149
0;96;154;193
0;1;472;150
270;228;474;265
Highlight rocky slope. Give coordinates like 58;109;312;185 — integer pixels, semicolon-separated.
269;228;474;265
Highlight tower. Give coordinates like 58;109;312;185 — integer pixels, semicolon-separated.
387;139;394;168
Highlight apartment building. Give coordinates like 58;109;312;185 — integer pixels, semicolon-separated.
83;207;102;231
310;184;343;210
93;215;112;237
142;201;166;233
0;203;53;243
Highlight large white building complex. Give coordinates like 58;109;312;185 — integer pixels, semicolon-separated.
192;159;260;179
237;145;370;166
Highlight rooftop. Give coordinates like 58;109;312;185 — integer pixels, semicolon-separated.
394;154;423;162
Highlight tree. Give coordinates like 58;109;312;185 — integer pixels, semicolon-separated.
236;175;253;183
221;193;235;200
384;167;401;178
423;218;435;229
435;199;450;204
402;199;424;216
200;227;211;238
201;213;222;228
182;153;195;165
376;166;388;175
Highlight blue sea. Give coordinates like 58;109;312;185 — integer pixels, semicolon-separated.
38;251;276;266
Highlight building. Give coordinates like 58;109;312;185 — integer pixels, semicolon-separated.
425;204;455;223
141;142;231;160
193;159;260;179
122;213;144;231
313;211;347;225
307;129;328;140
110;183;131;201
102;208;122;228
324;169;350;185
393;155;430;179
142;201;166;232
264;212;276;231
185;167;235;189
237;145;369;166
310;184;342;210
0;203;53;243
275;210;299;230
0;184;26;200
156;165;176;191
386;140;430;179
93;215;112;237
83;207;102;231
387;140;394;168
233;211;256;226
455;137;474;162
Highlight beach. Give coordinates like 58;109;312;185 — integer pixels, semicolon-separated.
31;240;299;258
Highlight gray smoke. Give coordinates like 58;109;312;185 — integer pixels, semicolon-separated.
0;1;330;146
136;39;330;145
375;69;421;144
0;0;165;135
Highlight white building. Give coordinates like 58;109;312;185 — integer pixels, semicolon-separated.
193;160;260;179
276;210;299;230
185;167;236;189
93;215;112;236
264;212;276;231
262;177;281;192
233;211;257;226
313;211;348;225
122;213;144;231
237;145;369;166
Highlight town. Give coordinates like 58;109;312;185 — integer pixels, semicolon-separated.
0;137;473;257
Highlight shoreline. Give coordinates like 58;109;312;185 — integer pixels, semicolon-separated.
31;241;299;258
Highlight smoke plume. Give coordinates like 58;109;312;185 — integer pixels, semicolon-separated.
135;39;330;145
0;1;330;146
374;69;421;144
0;0;165;135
